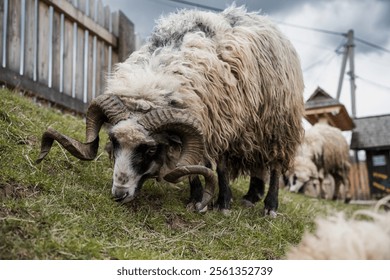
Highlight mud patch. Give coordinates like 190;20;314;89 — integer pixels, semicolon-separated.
0;180;41;199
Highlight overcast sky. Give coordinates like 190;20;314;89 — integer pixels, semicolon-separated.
104;0;390;119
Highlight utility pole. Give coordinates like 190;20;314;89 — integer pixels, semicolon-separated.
336;29;357;118
336;30;359;200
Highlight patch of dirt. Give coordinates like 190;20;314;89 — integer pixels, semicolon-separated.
0;180;41;199
166;213;189;230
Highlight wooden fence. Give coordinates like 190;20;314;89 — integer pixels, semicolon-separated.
0;0;135;113
349;161;370;200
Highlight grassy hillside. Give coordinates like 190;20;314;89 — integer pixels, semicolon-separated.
0;88;365;259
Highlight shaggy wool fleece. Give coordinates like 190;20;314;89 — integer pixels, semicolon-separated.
286;196;390;259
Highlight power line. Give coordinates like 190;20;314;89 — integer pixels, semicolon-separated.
274;20;345;36
355;37;390;54
356;75;390;92
303;51;337;72
275;22;390;55
312;52;339;86
167;0;222;11
297;36;346;73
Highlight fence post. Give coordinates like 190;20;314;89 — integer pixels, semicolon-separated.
117;10;134;62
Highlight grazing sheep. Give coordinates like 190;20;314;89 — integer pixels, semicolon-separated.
36;6;304;215
289;121;351;202
286;196;390;259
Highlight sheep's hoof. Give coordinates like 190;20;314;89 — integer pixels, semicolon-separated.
187;202;208;213
241;199;255;208
195;202;208;213
263;208;277;218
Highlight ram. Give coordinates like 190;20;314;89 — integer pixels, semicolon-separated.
36;6;304;215
289;122;351;202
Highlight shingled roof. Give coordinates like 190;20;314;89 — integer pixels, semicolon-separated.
350;114;390;150
304;87;355;131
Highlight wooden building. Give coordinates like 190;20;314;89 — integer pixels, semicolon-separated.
350;114;390;198
304;87;370;199
304;87;355;131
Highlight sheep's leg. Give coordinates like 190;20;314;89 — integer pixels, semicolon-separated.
332;174;342;201
242;177;265;207
344;188;352;203
216;160;232;214
188;161;213;212
263;168;280;217
332;173;352;203
188;175;204;210
342;175;352;203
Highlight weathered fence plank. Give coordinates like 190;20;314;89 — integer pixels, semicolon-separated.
0;0;4;67
349;161;370;200
87;31;93;102
62;15;73;96
104;5;111;75
37;0;49;85
75;20;84;101
90;0;97;99
7;0;21;72
23;0;36;80
52;7;62;91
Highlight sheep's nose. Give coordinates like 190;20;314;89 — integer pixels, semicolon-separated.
112;187;129;202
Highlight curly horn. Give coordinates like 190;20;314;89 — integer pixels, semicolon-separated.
36;94;130;163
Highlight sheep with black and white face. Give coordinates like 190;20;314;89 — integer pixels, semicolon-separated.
36;6;304;215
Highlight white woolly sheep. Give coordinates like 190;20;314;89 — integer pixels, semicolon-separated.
36;6;304;215
286;196;390;259
289;121;351;202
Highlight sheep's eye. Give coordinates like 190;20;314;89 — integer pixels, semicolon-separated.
146;145;157;157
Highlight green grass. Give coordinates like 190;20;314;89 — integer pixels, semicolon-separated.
0;88;366;260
